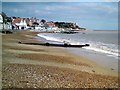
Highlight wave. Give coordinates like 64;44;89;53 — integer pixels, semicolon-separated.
83;46;119;57
37;34;61;42
37;33;119;57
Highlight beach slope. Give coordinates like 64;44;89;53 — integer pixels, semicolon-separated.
2;30;119;88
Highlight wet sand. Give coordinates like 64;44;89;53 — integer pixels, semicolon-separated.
2;30;119;88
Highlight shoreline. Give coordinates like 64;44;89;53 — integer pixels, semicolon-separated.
2;30;119;88
36;32;118;73
66;48;118;72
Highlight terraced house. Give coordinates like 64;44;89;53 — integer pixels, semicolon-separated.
12;17;29;30
0;14;3;30
0;12;12;30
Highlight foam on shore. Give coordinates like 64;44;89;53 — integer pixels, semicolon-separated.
37;33;119;58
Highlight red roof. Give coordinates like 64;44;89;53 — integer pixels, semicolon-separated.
12;18;21;25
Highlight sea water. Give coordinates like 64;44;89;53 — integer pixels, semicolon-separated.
36;30;119;71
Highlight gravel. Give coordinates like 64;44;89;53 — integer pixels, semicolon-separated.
2;64;119;88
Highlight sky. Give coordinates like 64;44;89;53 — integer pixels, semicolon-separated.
1;0;120;2
2;2;118;30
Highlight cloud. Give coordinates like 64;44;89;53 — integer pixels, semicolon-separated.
104;0;119;1
34;10;40;13
2;2;118;30
3;2;117;15
78;3;117;14
13;8;26;13
2;0;119;2
97;5;117;14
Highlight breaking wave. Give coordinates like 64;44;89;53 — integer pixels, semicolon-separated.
37;33;119;57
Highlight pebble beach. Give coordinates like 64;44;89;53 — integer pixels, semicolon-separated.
1;30;119;88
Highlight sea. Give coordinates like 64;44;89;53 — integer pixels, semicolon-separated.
36;30;119;72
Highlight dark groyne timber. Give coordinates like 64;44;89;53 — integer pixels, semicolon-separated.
18;41;90;48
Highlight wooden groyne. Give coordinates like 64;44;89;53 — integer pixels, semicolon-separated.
18;41;90;48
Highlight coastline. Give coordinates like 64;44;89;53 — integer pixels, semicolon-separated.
36;31;119;72
2;30;119;88
66;47;118;72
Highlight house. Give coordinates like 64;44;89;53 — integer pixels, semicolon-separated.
12;18;29;30
44;21;57;32
45;21;55;28
28;20;33;27
0;14;3;30
0;13;12;30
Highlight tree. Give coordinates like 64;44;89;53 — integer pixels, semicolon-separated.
12;16;16;19
41;19;46;24
1;12;12;31
33;22;39;26
1;12;7;30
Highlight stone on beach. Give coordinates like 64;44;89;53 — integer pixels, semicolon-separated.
2;30;119;88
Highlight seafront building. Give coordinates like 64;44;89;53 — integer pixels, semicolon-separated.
0;14;3;30
0;12;86;32
0;13;12;30
12;18;30;30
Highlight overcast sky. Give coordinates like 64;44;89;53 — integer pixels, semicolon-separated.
2;2;118;30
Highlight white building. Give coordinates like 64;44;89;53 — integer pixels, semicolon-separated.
15;19;28;30
12;18;29;30
0;14;3;30
0;14;12;30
